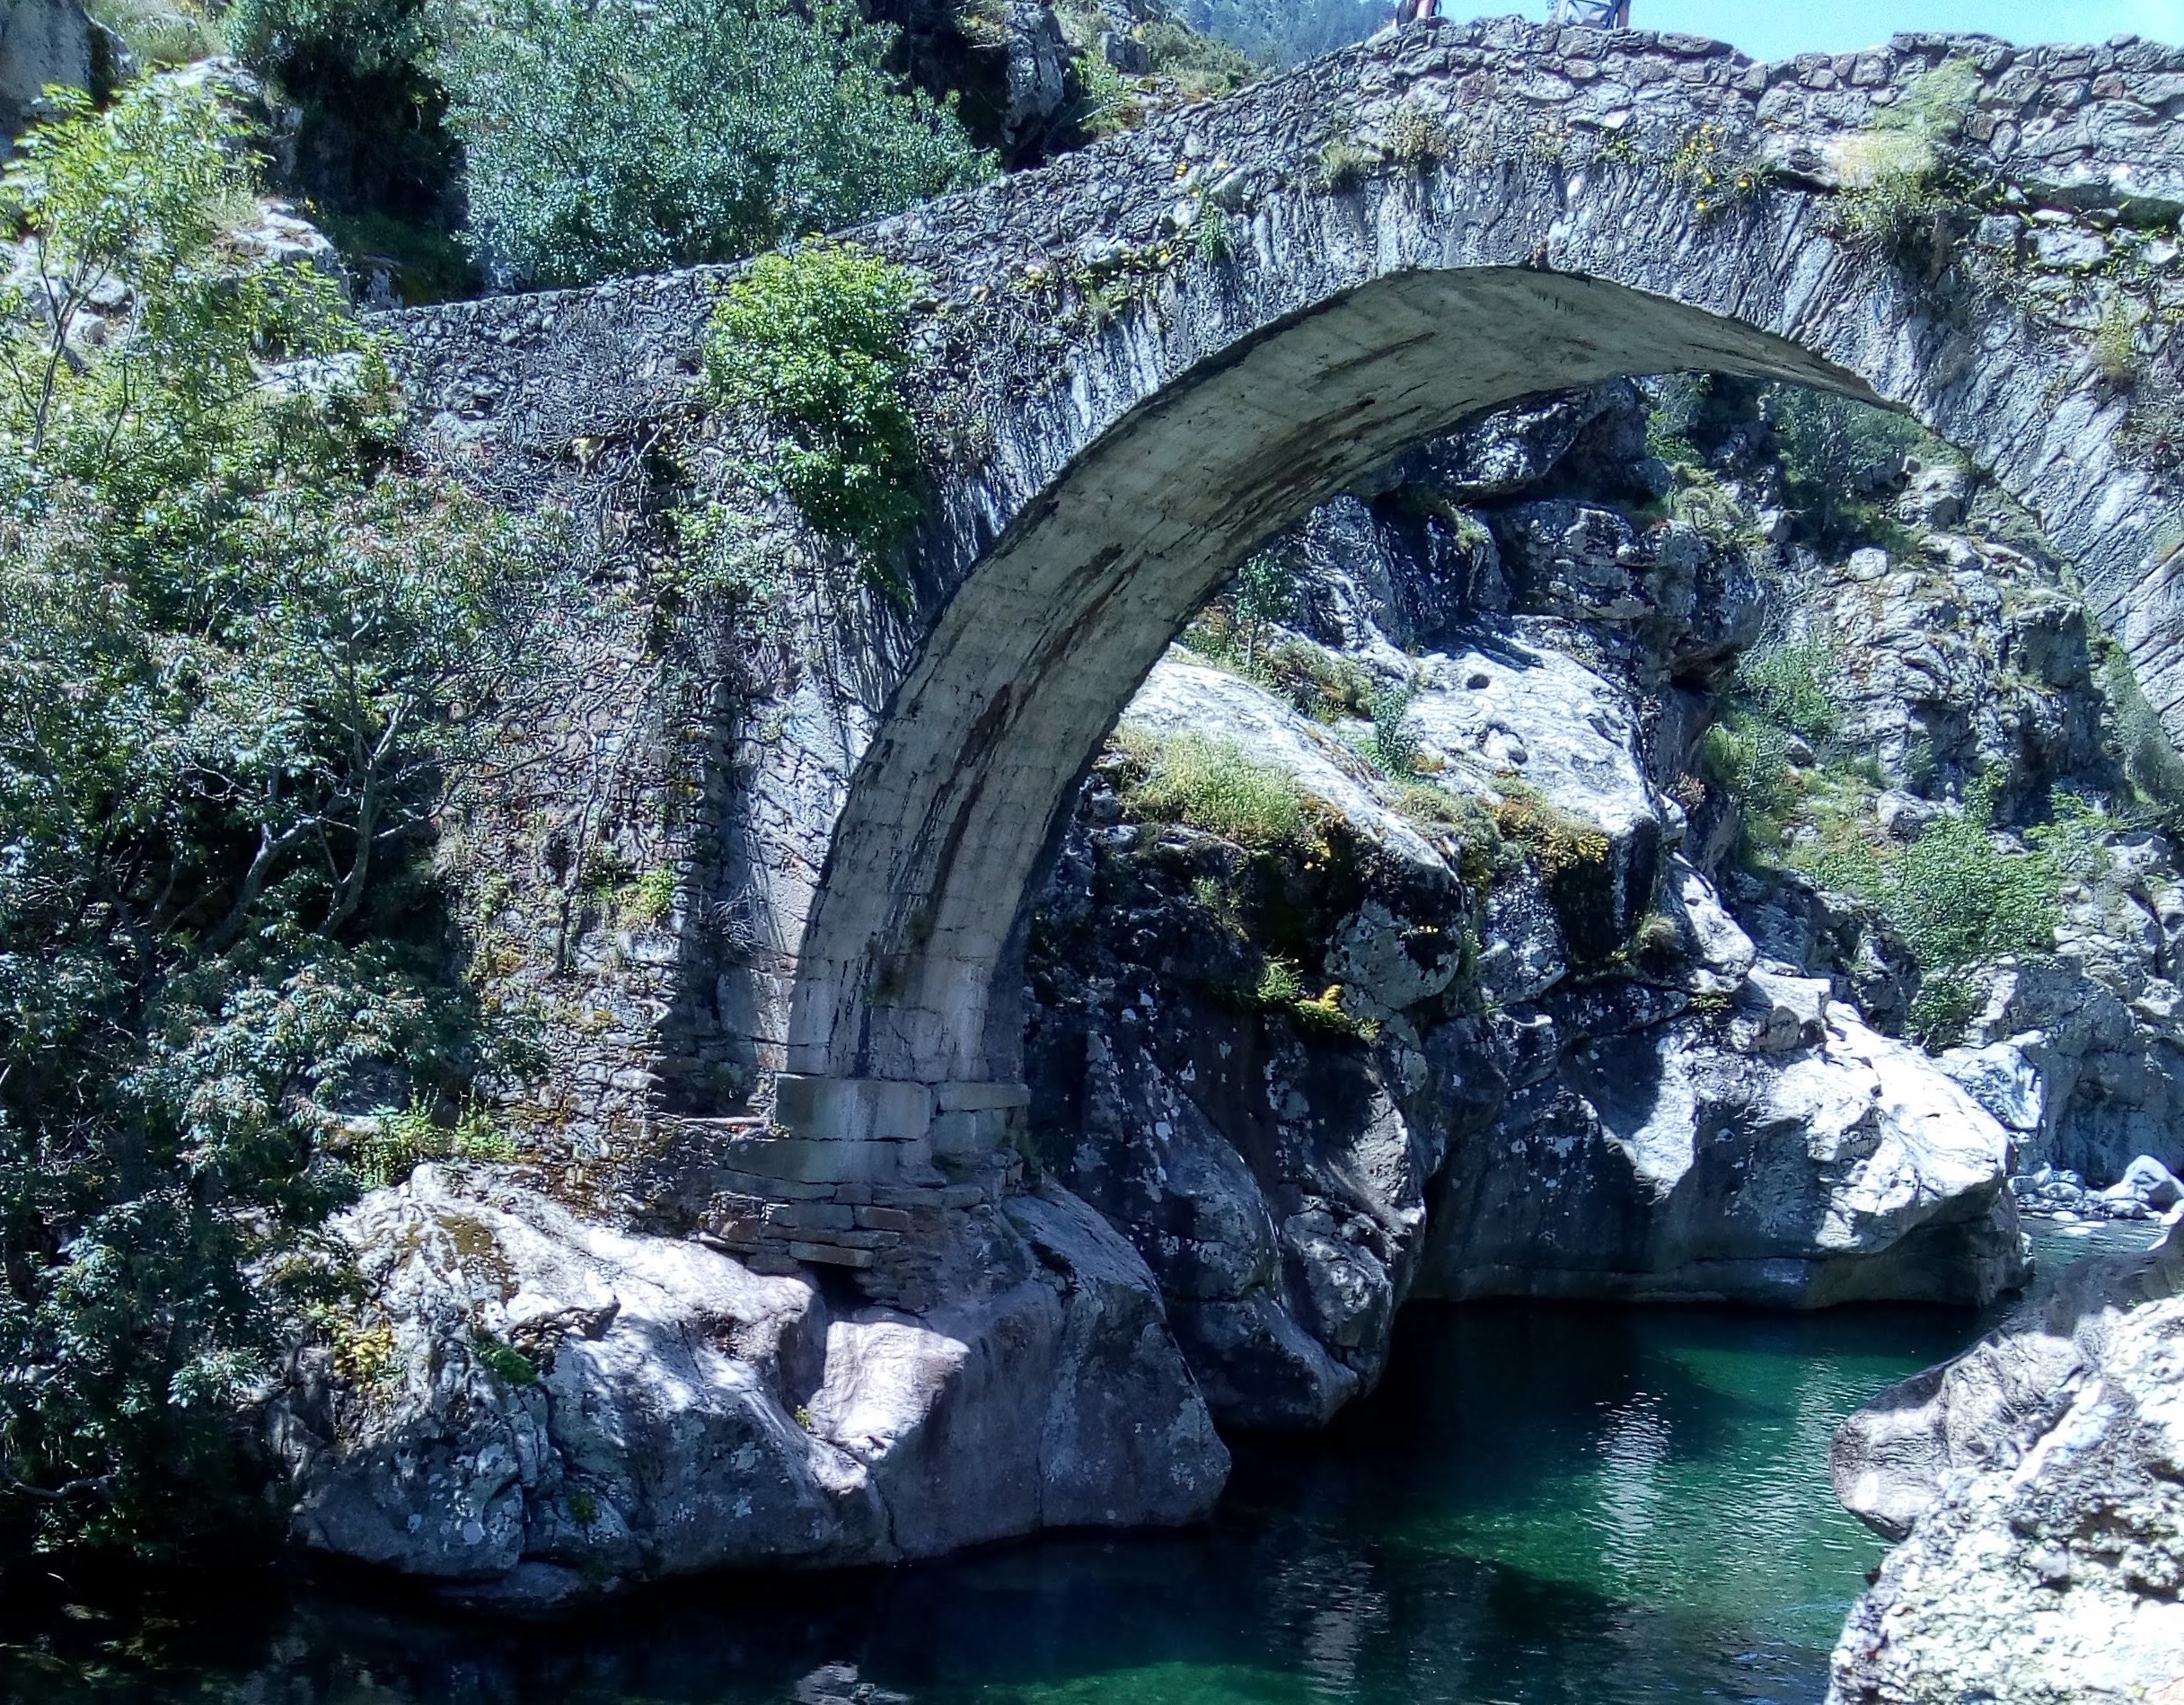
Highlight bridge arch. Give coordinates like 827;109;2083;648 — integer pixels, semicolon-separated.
771;33;2184;1152
390;22;2184;1167
784;268;1871;1103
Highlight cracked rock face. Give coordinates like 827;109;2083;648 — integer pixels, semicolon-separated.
1828;1232;2184;1705
270;1166;1226;1603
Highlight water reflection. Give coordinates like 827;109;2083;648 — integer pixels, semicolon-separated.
0;1292;2104;1705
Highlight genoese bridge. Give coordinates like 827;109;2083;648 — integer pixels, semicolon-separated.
396;19;2184;1235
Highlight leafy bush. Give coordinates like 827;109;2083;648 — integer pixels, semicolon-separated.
1765;385;1934;542
1138;21;1255;99
442;0;991;286
1807;785;2058;1046
704;243;925;558
1368;684;1419;778
472;1335;537;1386
0;83;527;1559
1118;732;1320;851
1228;549;1295;672
2103;646;2184;829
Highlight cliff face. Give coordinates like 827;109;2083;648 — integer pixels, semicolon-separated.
1023;381;2057;1427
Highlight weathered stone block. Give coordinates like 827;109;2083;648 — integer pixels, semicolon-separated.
932;1080;1033;1112
772;1074;932;1142
929;1107;1017;1159
722;1134;932;1184
787;1240;876;1269
763;1200;856;1231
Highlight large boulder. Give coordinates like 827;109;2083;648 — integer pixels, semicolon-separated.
1420;989;2029;1308
269;1166;1227;1604
1828;1229;2184;1704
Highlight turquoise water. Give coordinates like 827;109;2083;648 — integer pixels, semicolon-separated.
2;1226;2158;1705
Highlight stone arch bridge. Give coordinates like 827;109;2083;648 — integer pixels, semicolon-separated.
395;20;2184;1211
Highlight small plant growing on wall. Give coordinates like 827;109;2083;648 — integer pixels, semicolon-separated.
1832;57;1986;279
704;241;926;564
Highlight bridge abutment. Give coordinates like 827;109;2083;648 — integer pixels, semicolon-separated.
701;1077;1033;1309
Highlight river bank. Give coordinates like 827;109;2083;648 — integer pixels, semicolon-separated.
7;1220;2159;1705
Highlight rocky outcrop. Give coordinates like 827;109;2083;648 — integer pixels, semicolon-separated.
1026;388;2028;1428
866;0;1079;165
0;0;100;139
270;1165;1226;1604
1694;428;2184;1189
1420;996;2027;1310
1828;1228;2184;1704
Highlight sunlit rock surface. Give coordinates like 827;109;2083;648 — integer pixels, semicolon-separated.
1830;1228;2184;1705
270;1166;1225;1603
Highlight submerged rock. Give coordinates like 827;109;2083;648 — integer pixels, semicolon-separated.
1828;1229;2184;1704
270;1166;1226;1603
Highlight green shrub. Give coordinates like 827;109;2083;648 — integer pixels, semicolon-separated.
621;866;678;927
704;243;925;558
441;0;991;286
1807;782;2059;1045
1118;732;1320;850
0;83;529;1560
1766;385;1936;542
1071;52;1145;139
1193;202;1233;266
1833;58;1985;276
1311;136;1374;193
1139;20;1255;98
2094;298;2141;386
1700;718;1797;830
1385;101;1450;171
2103;646;2184;829
472;1335;537;1386
1738;638;1839;741
1369;684;1419;778
1228;549;1295;671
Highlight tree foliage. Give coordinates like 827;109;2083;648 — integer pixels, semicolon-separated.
441;0;992;288
0;83;526;1557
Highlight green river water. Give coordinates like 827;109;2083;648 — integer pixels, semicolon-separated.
0;1218;2158;1705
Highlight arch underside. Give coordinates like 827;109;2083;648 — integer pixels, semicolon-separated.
785;266;1877;1096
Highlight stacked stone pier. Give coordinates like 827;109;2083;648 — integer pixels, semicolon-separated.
697;1077;1031;1310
